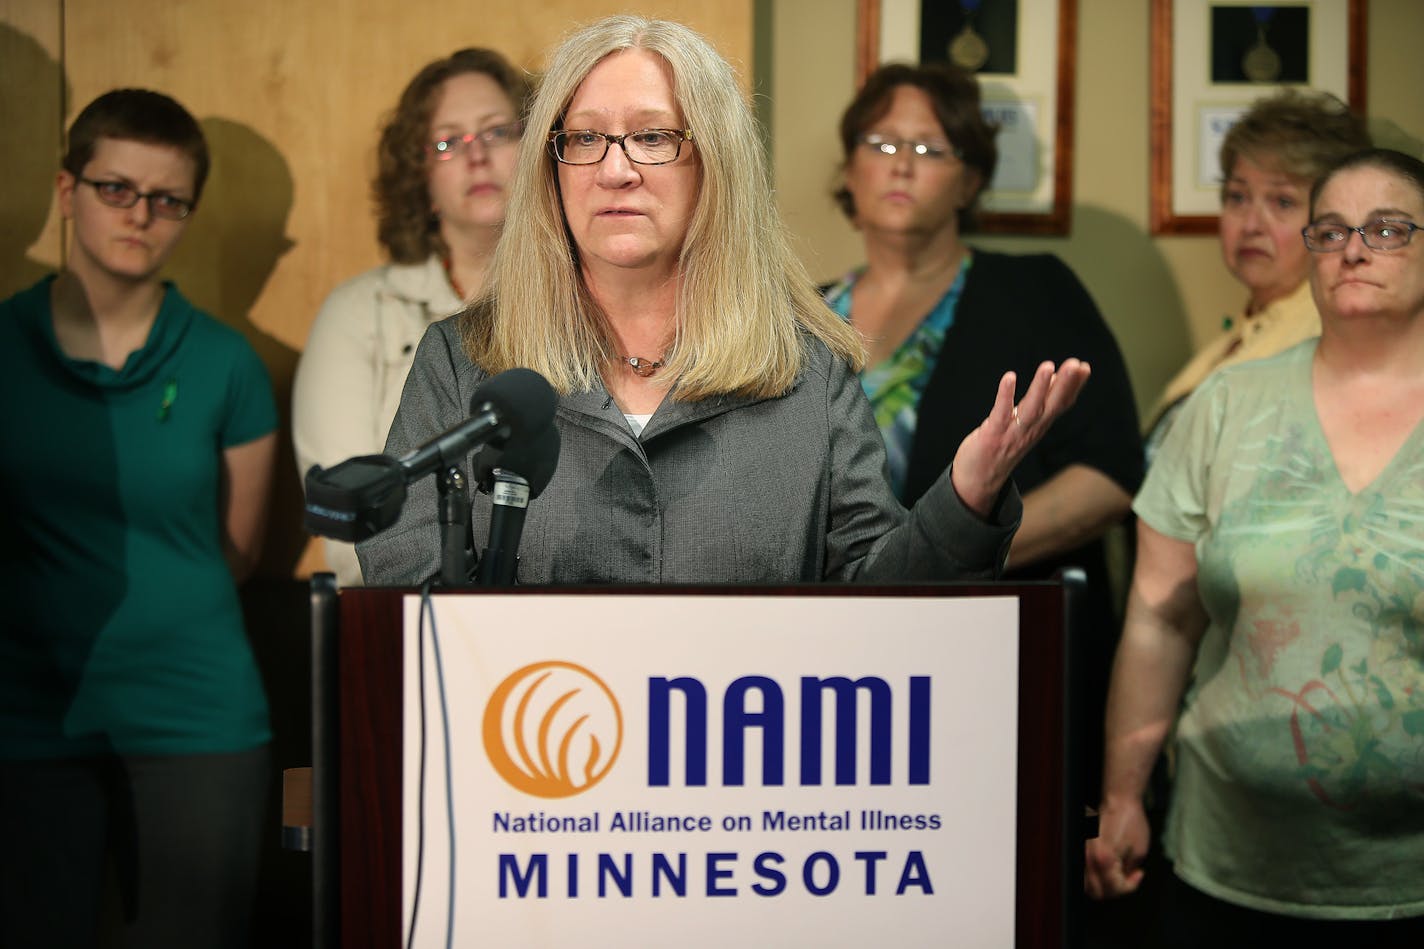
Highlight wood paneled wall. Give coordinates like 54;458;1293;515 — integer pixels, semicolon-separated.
1;0;752;578
2;1;64;289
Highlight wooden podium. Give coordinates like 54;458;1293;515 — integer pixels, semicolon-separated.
310;576;1088;948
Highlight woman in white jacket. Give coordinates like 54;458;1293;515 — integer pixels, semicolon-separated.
293;48;530;584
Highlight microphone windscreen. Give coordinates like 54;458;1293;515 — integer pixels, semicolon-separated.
473;368;557;442
303;455;407;541
476;422;561;498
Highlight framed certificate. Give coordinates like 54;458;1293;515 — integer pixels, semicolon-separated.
1149;0;1366;234
856;0;1078;235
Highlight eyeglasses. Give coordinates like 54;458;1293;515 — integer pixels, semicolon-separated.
79;178;194;220
428;121;525;161
856;134;959;161
1302;219;1421;252
548;128;694;166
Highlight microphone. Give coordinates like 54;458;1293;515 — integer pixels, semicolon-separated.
302;368;556;542
473;422;561;586
396;367;557;482
302;454;406;542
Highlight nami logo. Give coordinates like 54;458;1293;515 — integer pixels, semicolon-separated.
482;661;623;798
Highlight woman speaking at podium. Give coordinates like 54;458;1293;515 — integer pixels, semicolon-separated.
358;16;1089;587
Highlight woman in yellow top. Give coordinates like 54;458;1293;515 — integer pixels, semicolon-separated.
1146;91;1369;456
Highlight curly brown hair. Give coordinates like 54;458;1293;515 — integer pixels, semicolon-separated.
833;61;998;231
373;48;531;263
1219;90;1370;197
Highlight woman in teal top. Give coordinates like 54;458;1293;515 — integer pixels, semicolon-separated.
1087;150;1424;943
0;90;277;948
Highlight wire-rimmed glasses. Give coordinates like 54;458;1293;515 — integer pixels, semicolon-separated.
548;128;694;166
78;178;194;220
856;134;960;162
1302;219;1421;252
428;121;525;161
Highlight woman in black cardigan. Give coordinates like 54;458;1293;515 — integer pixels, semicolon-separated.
824;61;1143;794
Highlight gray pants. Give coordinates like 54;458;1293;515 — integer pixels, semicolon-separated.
0;745;270;949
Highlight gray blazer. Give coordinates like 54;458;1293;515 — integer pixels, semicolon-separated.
356;317;1020;586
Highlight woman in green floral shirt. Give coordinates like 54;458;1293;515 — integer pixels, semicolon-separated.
1087;149;1424;944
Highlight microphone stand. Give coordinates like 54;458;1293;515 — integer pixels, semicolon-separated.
436;465;476;587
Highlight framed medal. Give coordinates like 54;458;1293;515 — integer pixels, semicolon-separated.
856;0;1079;235
1149;0;1366;235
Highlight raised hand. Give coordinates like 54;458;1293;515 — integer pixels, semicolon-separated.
949;358;1091;518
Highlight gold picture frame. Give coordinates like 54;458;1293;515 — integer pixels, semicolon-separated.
1149;0;1367;235
856;0;1079;235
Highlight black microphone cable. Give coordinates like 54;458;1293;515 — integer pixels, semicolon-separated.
406;582;458;949
430;590;457;949
406;582;431;949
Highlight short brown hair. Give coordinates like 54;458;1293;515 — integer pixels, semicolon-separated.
833;61;997;229
1219;90;1370;195
1310;147;1424;218
373;48;532;263
63;89;209;203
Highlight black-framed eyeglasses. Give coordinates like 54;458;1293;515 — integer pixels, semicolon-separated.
79;178;194;220
1303;219;1421;252
856;134;959;161
548;128;694;166
428;120;525;161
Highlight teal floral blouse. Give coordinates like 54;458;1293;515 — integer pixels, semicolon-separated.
823;255;972;499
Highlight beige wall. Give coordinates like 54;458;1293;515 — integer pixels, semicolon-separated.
1;1;64;287
769;0;1424;420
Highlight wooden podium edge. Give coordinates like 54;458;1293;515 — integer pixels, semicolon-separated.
329;582;1072;948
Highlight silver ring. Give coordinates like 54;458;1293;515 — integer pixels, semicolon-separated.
1012;405;1021;427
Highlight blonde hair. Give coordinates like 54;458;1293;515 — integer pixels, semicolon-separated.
460;15;864;399
1219;89;1369;196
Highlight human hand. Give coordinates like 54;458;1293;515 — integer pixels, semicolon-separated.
949;359;1091;518
1084;796;1150;900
